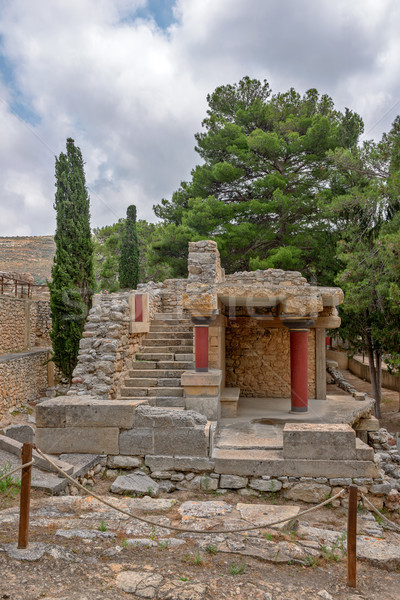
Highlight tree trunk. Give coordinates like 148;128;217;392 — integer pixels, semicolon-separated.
367;345;381;419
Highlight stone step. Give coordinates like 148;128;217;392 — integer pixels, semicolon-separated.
153;313;191;321
128;369;186;378
174;353;194;361
150;324;193;333
154;397;185;408
131;361;157;370
147;331;193;340
124;377;181;388
142;338;192;347
141;345;193;354
119;387;150;397
157;360;194;370
147;387;184;397
136;352;174;361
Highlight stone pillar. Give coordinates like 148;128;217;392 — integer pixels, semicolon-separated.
283;319;314;413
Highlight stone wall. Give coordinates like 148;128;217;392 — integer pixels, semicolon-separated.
0;349;50;415
69;289;163;399
0;295;51;353
225;322;316;398
188;240;225;283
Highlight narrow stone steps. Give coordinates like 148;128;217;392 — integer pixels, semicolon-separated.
153;313;191;320
119;396;186;408
142;338;192;347
136;352;174;361
119;387;184;397
130;361;157;370
174;354;193;361
157;360;194;370
128;369;186;378
124;377;181;388
150;324;193;333
146;331;193;340
142;345;193;354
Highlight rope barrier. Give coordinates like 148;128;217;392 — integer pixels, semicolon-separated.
34;447;345;535
361;493;400;533
0;460;35;482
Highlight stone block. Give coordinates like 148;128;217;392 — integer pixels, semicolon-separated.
249;478;283;492
328;478;352;487
36;427;119;455
153;428;208;457
133;406;206;429
107;455;143;469
145;455;175;471
284;482;332;504
283;423;356;460
236;503;300;530
111;472;159;496
356;416;380;432
356;438;374;461
3;424;34;444
66;399;139;428
173;457;214;472
219;474;248;489
185;396;220;421
119;429;154;455
36;401;67;428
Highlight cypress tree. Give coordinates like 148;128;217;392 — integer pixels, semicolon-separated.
49;138;95;381
119;204;140;289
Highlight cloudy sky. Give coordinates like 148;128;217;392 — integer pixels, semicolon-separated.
0;0;400;236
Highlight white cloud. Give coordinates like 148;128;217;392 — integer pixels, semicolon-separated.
0;0;399;235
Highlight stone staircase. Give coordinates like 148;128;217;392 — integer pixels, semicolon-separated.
119;313;194;407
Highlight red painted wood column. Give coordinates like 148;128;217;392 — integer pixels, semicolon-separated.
283;319;314;413
194;326;209;372
135;294;143;322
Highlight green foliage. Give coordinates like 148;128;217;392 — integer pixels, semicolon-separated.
119;204;140;289
98;520;108;532
49;138;95;381
229;561;246;575
0;462;21;508
153;77;363;279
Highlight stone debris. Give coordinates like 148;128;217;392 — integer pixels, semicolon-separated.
283;482;332;503
116;571;164;596
178;501;232;518
110;471;160;496
236;503;300;530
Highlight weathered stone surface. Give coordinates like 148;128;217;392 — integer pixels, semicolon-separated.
219;474;248;489
371;482;392;496
158;581;207;600
145;456;214;473
3;542;47;561
249;478;283;492
356;416;380;431
119;428;154;455
283;482;332;504
130;497;176;512
3;424;34;443
116;571;163;596
236;503;300;530
283;423;356;460
36;427;119;455
178;501;232;518
153;428;208;457
185;396;220;421
107;455;143;469
134;406;207;429
110;472;160;496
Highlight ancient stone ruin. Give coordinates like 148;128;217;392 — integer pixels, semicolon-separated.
34;241;392;504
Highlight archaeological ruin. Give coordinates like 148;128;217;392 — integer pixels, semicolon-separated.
26;240;396;506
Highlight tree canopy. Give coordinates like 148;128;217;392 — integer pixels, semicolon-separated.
153;77;363;281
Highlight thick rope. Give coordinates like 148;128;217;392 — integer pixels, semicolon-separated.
0;460;35;482
361;493;400;533
35;447;345;535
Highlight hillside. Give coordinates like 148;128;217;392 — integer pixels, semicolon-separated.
0;236;55;283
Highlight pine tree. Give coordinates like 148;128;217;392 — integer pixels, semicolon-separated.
49;138;95;380
119;204;139;289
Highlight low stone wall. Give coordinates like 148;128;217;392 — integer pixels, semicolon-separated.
0;295;51;353
225;322;316;398
0;349;50;416
348;357;400;392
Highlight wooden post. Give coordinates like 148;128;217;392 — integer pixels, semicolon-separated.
17;442;33;549
347;484;358;588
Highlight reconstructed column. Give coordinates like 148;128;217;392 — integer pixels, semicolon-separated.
194;325;209;372
283;319;314;413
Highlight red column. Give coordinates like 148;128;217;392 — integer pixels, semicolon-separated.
135;294;143;322
195;326;209;372
289;329;309;412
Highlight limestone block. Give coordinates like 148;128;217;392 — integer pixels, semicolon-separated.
3;424;34;444
356;416;380;432
172;457;214;472
65;400;138;428
181;370;223;388
119;429;154;455
283;482;332;503
185;396;220;421
111;472;159;496
249;478;283;492
219;474;248;489
356;438;375;461
283;459;380;479
133;406;207;429
153;428;208;457
283;423;356;460
107;455;143;469
36;427;119;455
145;455;175;471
